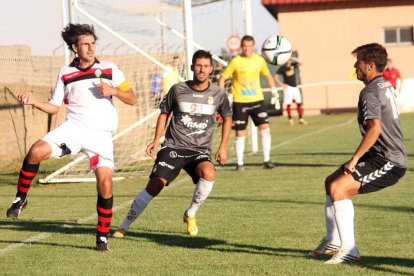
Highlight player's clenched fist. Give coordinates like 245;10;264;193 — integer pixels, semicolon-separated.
95;79;117;97
17;91;33;105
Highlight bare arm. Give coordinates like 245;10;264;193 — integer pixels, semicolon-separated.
96;79;136;105
215;115;232;165
290;56;302;66
273;73;286;88
146;113;168;157
218;75;226;89
17;91;60;115
343;119;381;174
265;73;276;88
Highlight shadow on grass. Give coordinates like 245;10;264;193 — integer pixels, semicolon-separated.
276;152;353;156
357;256;414;275
123;230;414;274
0;219;94;235
156;195;414;214
123;230;308;258
0;239;92;251
222;162;335;170
1;221;413;274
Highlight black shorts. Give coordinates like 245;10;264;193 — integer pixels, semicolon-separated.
350;153;406;194
232;101;269;131
149;146;213;185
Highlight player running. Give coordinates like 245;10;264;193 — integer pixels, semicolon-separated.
6;23;136;251
309;43;407;264
113;50;232;238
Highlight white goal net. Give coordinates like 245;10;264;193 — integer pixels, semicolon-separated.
37;0;251;183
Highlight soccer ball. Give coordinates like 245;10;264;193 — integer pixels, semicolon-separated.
261;35;292;65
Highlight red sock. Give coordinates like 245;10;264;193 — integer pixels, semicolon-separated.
96;196;113;238
17;158;39;198
297;104;304;117
287;105;292;119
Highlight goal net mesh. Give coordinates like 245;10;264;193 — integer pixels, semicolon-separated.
36;0;249;183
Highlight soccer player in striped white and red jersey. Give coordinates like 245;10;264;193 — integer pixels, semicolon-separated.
6;23;136;251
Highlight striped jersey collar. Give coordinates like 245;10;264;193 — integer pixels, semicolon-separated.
70;57;100;72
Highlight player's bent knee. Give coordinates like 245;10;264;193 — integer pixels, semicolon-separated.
146;177;166;197
200;170;215;182
27;140;52;163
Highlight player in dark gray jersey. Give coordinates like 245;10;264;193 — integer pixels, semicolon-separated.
309;43;407;264
113;50;232;238
161;81;230;153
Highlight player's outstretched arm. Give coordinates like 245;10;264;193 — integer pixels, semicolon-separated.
146;113;168;157
17;91;60;115
96;79;136;105
343;119;381;174
215;115;232;165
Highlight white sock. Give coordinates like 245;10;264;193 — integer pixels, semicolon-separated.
325;195;341;245
333;199;356;251
235;137;245;166
186;178;214;217
119;189;153;231
261;128;271;162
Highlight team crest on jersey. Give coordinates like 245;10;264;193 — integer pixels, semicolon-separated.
208;96;214;105
169;151;178;158
95;69;102;78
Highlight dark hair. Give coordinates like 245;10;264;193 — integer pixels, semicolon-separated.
351;43;387;72
192;50;212;65
241;35;255;44
61;23;98;53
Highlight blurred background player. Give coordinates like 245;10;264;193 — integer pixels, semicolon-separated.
274;56;307;125
113;50;232;238
162;55;181;97
218;35;277;171
149;65;162;108
211;60;224;84
5;23;136;251
309;43;407;264
383;58;402;94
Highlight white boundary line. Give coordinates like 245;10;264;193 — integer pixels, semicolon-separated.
0;117;355;256
0;176;190;256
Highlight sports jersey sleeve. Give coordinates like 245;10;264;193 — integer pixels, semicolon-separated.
221;59;235;79
49;68;65;106
217;89;232;117
159;84;176;114
110;63;128;88
276;65;285;75
259;57;271;76
396;69;401;78
363;90;381;121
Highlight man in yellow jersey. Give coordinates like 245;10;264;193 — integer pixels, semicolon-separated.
218;35;278;171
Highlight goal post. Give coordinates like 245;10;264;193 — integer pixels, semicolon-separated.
38;0;238;183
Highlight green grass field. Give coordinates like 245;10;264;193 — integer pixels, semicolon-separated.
1;113;413;275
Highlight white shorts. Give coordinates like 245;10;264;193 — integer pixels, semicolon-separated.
283;85;302;105
41;121;114;171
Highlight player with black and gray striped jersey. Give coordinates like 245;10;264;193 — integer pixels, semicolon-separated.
113;50;232;238
309;43;407;264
